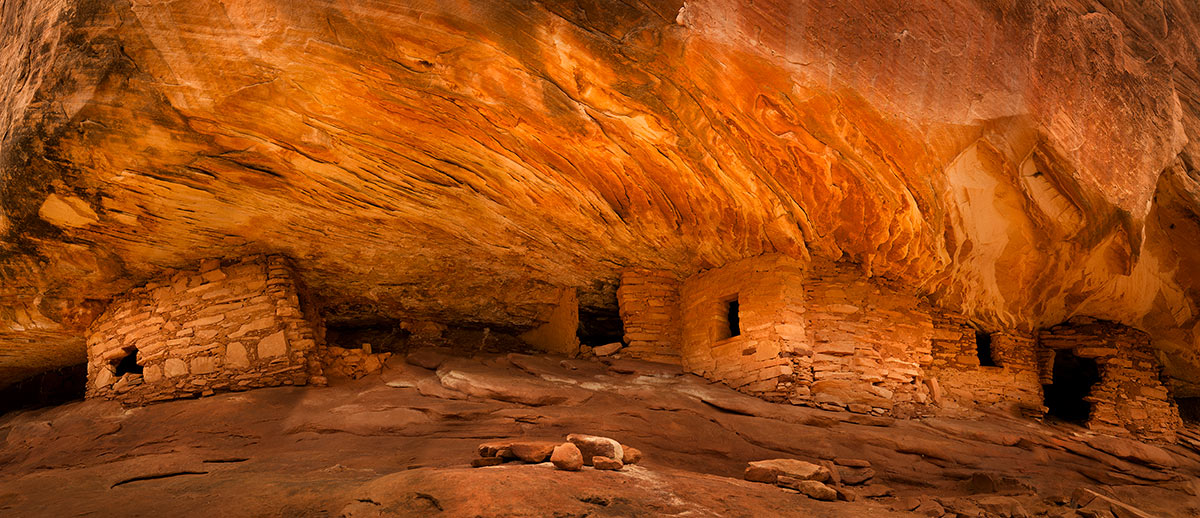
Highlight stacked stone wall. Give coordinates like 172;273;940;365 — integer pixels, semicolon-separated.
86;255;324;404
678;255;809;401
929;310;1043;414
1039;319;1180;441
800;260;932;415
617;269;682;364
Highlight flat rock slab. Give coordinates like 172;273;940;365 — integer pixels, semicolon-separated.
436;359;593;406
602;358;684;378
1084;435;1177;468
746;459;831;484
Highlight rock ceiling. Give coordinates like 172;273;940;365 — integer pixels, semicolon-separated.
2;0;1200;392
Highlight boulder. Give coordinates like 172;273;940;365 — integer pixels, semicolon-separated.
914;499;947;517
551;443;583;471
592;343;623;356
776;478;836;501
621;446;643;465
838;466;876;486
509;441;558;463
477;441;511;457
833;486;857;502
744;459;831;484
592;456;624;471
406;348;454;370
567;434;624;467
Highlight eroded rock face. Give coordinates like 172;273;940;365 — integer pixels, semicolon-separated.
2;0;1200;392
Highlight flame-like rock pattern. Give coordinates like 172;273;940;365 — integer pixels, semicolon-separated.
2;0;1200;393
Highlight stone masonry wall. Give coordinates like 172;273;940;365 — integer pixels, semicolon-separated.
1039;319;1181;442
801;260;933;415
86;255;324;404
617;269;683;364
678;255;809;402
929;309;1044;415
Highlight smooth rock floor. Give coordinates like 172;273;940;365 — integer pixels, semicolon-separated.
1;351;1198;517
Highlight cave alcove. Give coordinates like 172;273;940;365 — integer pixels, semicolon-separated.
324;323;412;353
577;282;624;348
0;364;86;417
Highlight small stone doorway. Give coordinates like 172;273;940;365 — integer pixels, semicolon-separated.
1043;350;1100;423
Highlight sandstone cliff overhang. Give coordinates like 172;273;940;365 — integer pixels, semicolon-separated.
2;0;1200;393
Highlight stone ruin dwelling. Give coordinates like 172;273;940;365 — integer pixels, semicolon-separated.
617;254;1183;441
4;0;1200;516
85;255;327;404
73;249;1183;443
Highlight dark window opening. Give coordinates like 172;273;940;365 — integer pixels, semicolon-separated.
726;298;740;338
975;330;996;367
1043;350;1100;423
578;303;624;348
113;350;143;376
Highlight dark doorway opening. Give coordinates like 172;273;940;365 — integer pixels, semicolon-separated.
114;350;143;376
578;304;624;348
975;330;996;367
1043;350;1100;423
326;323;412;353
725;298;740;338
1179;397;1200;424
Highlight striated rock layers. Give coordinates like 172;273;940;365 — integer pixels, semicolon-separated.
2;0;1200;393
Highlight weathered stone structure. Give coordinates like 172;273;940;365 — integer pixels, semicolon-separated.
801;260;933;415
677;255;808;401
619;256;944;414
928;310;1044;416
615;254;1181;439
86;255;325;404
1039;319;1181;441
617;269;683;365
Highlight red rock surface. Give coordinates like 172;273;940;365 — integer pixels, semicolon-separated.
2;0;1200;394
1;352;1198;517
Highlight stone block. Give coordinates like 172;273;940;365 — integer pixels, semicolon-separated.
231;317;276;338
258;331;288;358
215;341;247;369
165;358;188;378
191;356;216;375
143;365;163;384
